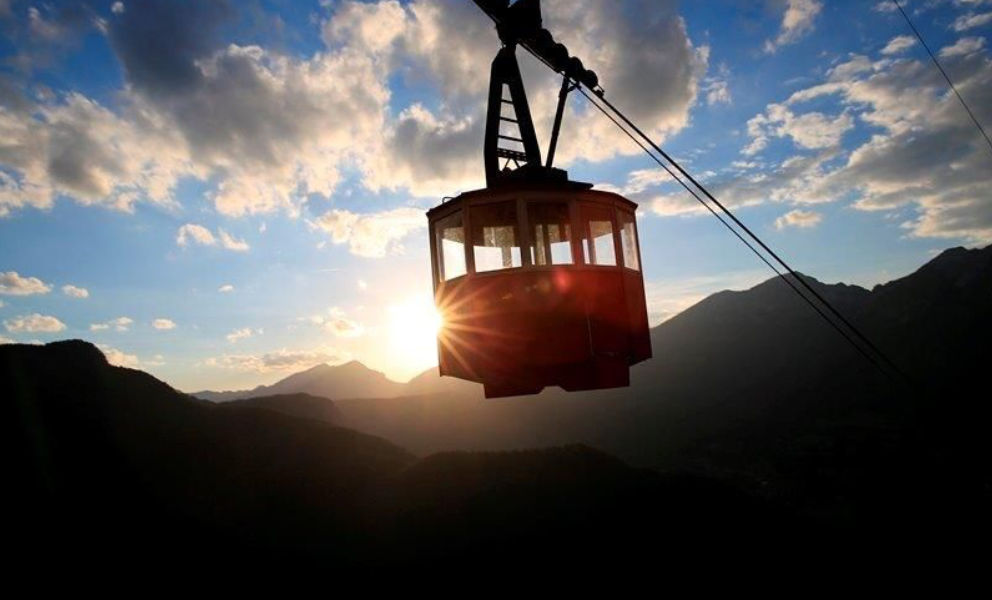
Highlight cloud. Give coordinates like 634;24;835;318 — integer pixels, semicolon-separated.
1;0;709;219
176;223;216;247
226;327;257;343
647;192;710;217
764;0;823;53
744;103;853;154
681;45;992;244
98;343;140;368
4;313;66;332
305;307;365;337
218;284;235;293
0;334;15;344
62;284;89;298
152;318;176;330
939;36;987;58
335;0;710;195
108;0;232;97
0;0;384;218
951;11;992;31
109;0;388;216
0;271;51;295
218;229;249;252
176;224;248;251
311;207;425;258
0;90;188;217
111;2;125;16
881;35;916;56
775;208;823;229
704;77;732;106
90;316;132;331
325;307;364;338
206;348;346;372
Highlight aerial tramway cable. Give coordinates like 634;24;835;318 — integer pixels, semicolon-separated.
890;0;992;157
471;0;911;387
571;86;897;381
520;47;908;386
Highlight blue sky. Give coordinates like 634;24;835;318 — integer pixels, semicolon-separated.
1;0;990;391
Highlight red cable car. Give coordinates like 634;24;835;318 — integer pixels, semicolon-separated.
428;0;651;398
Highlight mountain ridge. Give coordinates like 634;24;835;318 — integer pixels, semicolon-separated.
195;244;990;523
194;357;407;402
197;248;982;405
3;338;790;569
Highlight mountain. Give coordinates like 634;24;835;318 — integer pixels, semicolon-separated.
215;392;343;424
232;246;992;528
194;360;407;402
3;340;414;568
4;340;786;571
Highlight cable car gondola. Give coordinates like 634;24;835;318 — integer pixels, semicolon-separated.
427;0;651;398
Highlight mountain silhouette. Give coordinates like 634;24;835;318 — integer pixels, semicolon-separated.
192;246;991;535
215;392;343;424
194;359;406;402
4;339;792;571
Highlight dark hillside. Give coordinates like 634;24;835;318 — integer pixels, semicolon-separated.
4;340;789;571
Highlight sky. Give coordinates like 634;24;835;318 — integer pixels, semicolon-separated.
1;0;990;392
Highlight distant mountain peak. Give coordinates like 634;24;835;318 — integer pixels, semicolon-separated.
194;356;404;402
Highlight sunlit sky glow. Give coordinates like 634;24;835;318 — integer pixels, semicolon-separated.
1;0;990;391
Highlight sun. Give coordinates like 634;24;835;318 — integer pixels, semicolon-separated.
387;295;443;375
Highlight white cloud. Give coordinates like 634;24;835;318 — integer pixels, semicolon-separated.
745;103;853;154
952;11;992;31
881;35;916;56
0;92;188;217
1;0;709;220
90;316;132;331
98;343;140;368
152;318;176;330
111;2;124;15
176;224;216;247
0;271;51;295
939;36;987;58
311;206;425;258
357;279;368;291
218;229;250;252
704;78;732;106
702;45;992;243
324;307;364;338
62;284;89;298
4;313;66;332
218;284;235;293
177;224;249;251
336;0;710;195
764;0;823;53
205;348;346;372
648;192;710;218
0;334;15;344
775;208;823;230
226;327;255;343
